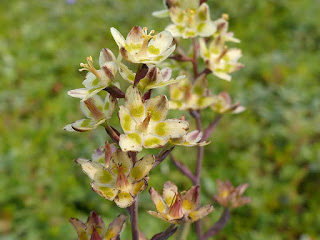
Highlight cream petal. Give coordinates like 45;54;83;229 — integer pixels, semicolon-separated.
125;86;145;123
119;133;143;152
99;48;116;67
75;158;103;180
126;26;144;55
80;95;105;119
82;72;101;89
163;181;178;206
129;155;155;181
110;27;126;48
118;62;135;84
63;124;75;132
148;31;173;56
71;119;97;132
104;214;127;240
92;183;118;201
103;95;117;119
169;7;186;25
119;106;136;133
109;149;133;175
197;21;217;37
197;3;210;22
165;24;184;37
152;9;170;18
149;187;168;214
185;130;202;143
145;95;168;123
150;119;189;139
130;178;148;196
188;205;214;222
143;134;168;149
147;211;171;222
114;191;135;208
182;186;199;213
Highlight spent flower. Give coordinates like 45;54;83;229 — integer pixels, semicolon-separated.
68;48;118;100
69;211;127;240
76;149;155;208
119;86;189;152
214;179;251;208
169;130;209;147
148;181;214;223
111;26;175;64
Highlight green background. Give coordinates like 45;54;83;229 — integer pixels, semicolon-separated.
1;0;319;239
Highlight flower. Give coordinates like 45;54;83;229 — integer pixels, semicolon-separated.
169;73;216;110
211;91;245;114
118;62;185;92
213;14;240;43
68;48;118;100
169;130;209;147
154;0;216;39
148;182;214;224
76;149;155;208
199;37;243;81
69;210;127;240
64;94;117;132
111;26;175;64
119;86;189;152
214;179;251;208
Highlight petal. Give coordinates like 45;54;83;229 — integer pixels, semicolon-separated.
104;214;127;240
71;119;97;132
68;87;105;101
145;95;169;123
130;178;148;196
149;187;168;214
197;3;210;22
143;134;168;149
103;95;117;119
82;72;101;89
163;181;178;206
196;21;217;37
118;62;135;84
119;133;143;152
169;7;186;25
86;211;105;238
193;74;208;96
213;71;231;81
185;130;202;143
125;86;145;123
129;155;155;181
63;124;75;132
152;9;170;18
92;183;118;201
110;27;126;48
100;62;117;86
99;48;116;67
149;119;189;139
153;44;176;63
69;218;87;240
148;31;173;56
109;149;133;175
147;211;171;223
80;95;105;119
126;26;144;54
182;186;199;213
188;205;214;222
196;96;217;109
165;24;185;37
119;106;136;133
114;191;135;208
199;38;210;59
91;146;105;164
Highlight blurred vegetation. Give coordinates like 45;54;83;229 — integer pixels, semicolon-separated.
1;0;319;239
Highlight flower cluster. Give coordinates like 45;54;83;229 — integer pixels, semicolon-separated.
66;1;249;239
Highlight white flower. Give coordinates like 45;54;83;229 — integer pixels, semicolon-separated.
111;26;175;64
68;48;118;100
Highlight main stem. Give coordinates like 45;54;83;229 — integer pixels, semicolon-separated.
129;197;139;240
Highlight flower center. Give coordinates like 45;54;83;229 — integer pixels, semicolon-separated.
137;27;157;58
79;56;101;81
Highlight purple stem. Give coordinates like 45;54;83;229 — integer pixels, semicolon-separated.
202;208;230;240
